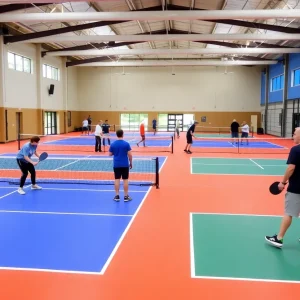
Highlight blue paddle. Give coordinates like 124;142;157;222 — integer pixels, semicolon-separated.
39;152;48;162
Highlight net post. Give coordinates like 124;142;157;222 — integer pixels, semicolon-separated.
171;136;174;153
155;157;159;189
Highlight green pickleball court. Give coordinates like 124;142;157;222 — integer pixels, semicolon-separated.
191;157;287;176
190;213;300;282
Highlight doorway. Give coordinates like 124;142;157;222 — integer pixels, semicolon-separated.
167;114;183;132
44;111;57;135
292;113;300;134
16;112;22;140
251;115;258;133
5;110;8;141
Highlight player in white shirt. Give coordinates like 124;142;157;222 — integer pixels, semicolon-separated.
82;118;89;135
94;120;103;152
241;121;249;145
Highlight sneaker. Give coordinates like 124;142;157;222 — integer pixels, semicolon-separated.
124;195;132;202
184;149;187;152
187;150;192;154
114;195;120;202
265;234;283;248
31;184;42;190
18;187;25;195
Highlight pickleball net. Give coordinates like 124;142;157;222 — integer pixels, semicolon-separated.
18;133;174;153
187;136;294;154
0;156;160;188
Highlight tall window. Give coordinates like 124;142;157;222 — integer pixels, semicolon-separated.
270;74;284;92
8;52;32;74
120;114;148;131
292;68;300;87
43;64;60;80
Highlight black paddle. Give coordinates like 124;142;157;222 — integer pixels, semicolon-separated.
269;181;285;195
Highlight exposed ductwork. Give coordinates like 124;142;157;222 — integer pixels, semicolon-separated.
72;60;277;67
15;33;300;44
46;48;300;57
1;10;300;23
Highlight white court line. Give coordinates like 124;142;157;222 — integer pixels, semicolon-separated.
99;186;152;275
0;210;133;217
191;173;282;177
190;213;195;278
190;157;193;175
0;185;31;200
159;156;168;172
189;212;300;283
190;212;282;217
192;163;285;167
191;275;300;283
54;155;91;171
0;266;101;276
249;159;264;169
191;157;286;161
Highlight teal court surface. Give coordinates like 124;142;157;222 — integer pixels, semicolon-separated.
190;213;300;282
191;157;287;176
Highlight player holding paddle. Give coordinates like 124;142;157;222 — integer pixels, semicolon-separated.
16;136;47;195
265;127;300;248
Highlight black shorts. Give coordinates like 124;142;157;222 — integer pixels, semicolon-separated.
241;132;248;138
141;135;145;140
186;134;193;144
114;167;129;180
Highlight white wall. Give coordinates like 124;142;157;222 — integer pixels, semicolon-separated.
67;67;79;110
3;43;38;109
1;43;78;113
77;65;262;112
41;55;65;110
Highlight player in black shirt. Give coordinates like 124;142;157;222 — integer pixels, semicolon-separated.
230;119;240;143
184;121;199;154
102;120;111;147
265;127;300;248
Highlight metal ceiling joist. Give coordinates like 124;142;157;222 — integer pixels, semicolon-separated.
1;10;300;23
16;33;300;43
3;5;299;44
41;41;144;57
3;20;129;44
0;3;51;13
47;48;300;57
168;5;300;34
71;60;278;67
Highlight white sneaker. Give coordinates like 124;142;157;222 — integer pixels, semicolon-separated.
31;184;42;190
18;188;25;195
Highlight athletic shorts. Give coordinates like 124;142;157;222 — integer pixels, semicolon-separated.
231;132;239;138
141;135;145;140
285;192;300;217
186;135;193;144
241;132;248;138
114;167;129;180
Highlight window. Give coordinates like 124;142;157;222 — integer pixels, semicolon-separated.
292;68;300;87
7;52;32;73
120;114;148;131
158;114;168;131
271;75;284;92
43;64;60;80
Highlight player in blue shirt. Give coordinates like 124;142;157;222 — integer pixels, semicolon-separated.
16;136;42;195
152;118;157;135
109;129;133;202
